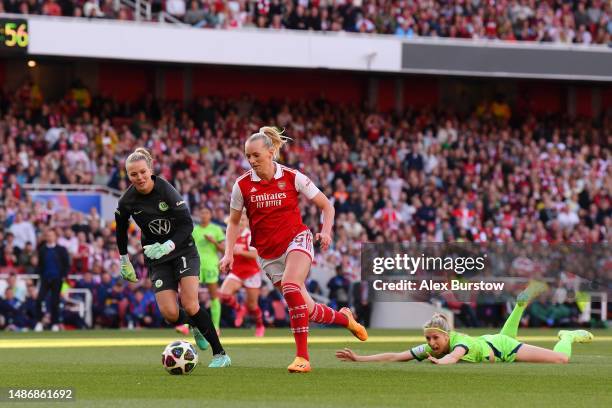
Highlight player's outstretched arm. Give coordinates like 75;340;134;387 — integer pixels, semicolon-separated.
426;347;465;365
115;204;137;282
335;348;415;362
220;208;242;272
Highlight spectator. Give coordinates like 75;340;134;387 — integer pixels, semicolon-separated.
0;273;27;302
8;213;36;250
351;280;371;328
17;241;38;274
327;265;351;310
34;229;70;331
184;0;207;26
166;0;186;18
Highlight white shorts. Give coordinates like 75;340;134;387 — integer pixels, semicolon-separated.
257;230;314;285
226;272;262;289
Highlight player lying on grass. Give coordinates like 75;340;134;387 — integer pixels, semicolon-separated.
336;282;594;364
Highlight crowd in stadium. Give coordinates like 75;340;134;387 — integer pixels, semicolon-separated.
2;0;610;44
0;77;609;331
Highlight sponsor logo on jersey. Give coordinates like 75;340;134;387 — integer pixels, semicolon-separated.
155;279;163;288
277;181;286;190
250;187;257;193
176;201;185;207
149;218;171;235
159;201;169;211
250;192;287;202
250;192;287;209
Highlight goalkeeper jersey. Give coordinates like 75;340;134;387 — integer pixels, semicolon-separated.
409;331;491;363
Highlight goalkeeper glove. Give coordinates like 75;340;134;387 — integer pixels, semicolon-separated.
143;240;176;260
119;254;138;282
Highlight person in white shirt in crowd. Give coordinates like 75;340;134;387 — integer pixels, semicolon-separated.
8;212;37;250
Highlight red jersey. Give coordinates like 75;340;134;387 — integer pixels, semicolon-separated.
232;228;260;279
230;163;320;259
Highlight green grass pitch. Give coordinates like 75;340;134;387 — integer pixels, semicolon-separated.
1;328;611;407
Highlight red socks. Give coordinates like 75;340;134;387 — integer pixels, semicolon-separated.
221;292;264;327
219;292;239;310
248;306;264;327
281;282;309;360
309;303;349;327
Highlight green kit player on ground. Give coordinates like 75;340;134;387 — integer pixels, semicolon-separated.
336;281;594;365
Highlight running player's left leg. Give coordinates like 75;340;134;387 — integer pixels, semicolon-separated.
500;280;549;339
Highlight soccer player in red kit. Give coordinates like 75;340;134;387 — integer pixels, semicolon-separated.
218;212;266;337
220;126;367;373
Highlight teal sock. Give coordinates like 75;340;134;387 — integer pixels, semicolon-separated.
553;335;573;358
499;304;525;339
210;298;221;330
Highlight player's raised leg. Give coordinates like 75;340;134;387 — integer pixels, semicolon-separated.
553;330;594;360
515;330;593;363
500;280;549;339
302;277;368;341
179;276;230;368
283;251;312;373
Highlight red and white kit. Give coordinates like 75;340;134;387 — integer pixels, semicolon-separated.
230;163;320;284
226;228;262;289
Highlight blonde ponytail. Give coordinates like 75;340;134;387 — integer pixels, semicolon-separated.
247;126;292;160
126;147;153;170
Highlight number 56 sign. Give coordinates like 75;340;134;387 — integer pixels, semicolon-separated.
0;19;29;52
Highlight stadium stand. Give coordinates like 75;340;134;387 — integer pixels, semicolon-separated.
1;0;610;44
0;75;609;330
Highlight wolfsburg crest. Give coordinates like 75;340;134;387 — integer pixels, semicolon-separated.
159;201;169;211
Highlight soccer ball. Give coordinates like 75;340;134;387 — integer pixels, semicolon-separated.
162;340;199;375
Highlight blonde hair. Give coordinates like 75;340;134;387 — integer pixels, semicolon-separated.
246;126;292;160
126;147;153;171
423;313;452;334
